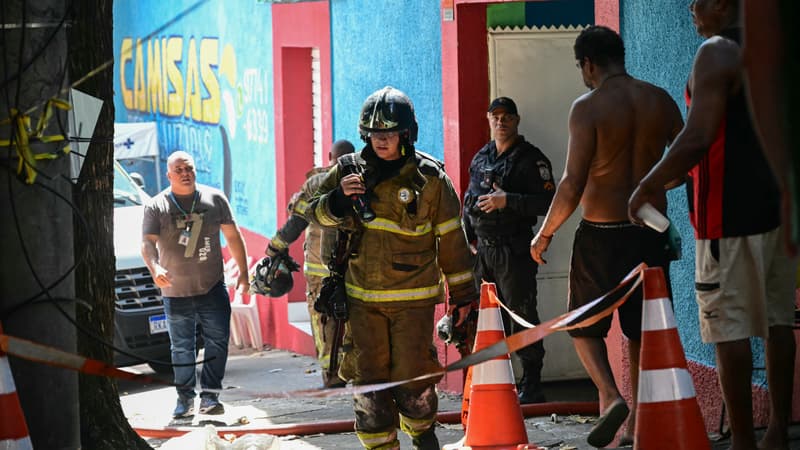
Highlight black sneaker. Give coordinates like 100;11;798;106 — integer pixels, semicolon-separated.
411;427;440;450
518;386;546;404
199;396;224;415
173;396;195;418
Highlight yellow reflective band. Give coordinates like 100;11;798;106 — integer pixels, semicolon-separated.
435;217;461;236
270;235;289;250
400;414;435;434
356;429;398;448
293;199;309;215
304;262;329;278
346;282;442;302
445;270;473;286
314;200;340;227
362;218;432;237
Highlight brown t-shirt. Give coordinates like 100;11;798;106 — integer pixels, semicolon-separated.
142;184;234;297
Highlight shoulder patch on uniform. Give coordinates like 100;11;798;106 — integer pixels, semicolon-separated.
397;187;414;204
536;160;552;181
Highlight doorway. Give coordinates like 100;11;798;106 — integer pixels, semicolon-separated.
488;26;588;380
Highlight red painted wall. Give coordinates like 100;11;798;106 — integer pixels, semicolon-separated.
594;0;619;31
442;3;490;196
440;2;490;392
227;1;334;357
222;228;315;356
272;2;333;307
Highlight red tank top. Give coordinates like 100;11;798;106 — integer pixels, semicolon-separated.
684;30;779;239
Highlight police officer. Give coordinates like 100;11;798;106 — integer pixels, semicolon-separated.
463;96;555;404
265;139;355;387
307;86;477;450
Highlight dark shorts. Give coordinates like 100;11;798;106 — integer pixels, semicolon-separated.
568;220;672;340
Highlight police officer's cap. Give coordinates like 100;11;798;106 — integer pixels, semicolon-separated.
488;97;518;115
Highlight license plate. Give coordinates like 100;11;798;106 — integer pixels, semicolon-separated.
149;314;168;334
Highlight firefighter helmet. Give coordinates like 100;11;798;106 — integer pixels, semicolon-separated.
250;253;300;297
358;86;418;144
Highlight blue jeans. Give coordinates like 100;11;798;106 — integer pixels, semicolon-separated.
163;281;231;399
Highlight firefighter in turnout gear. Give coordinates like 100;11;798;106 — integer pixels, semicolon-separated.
266;140;355;387
463;96;556;404
307;86;478;450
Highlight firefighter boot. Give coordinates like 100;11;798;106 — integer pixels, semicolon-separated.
517;365;546;404
411;426;440;450
322;371;346;388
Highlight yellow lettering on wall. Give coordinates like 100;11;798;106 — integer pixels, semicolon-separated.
120;38;134;109
147;38;164;114
200;38;220;124
184;38;202;121
165;37;184;117
133;38;147;112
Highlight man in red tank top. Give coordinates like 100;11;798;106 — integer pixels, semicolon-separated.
629;1;797;448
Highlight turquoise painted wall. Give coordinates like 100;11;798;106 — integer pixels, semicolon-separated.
621;0;769;381
113;0;276;237
330;0;443;160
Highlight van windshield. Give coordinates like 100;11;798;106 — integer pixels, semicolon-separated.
114;162;146;207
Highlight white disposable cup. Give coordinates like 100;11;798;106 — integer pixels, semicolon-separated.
637;202;670;233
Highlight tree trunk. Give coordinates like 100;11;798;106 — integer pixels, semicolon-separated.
67;1;151;448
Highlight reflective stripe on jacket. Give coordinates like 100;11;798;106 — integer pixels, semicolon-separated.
308;149;477;306
272;167;335;279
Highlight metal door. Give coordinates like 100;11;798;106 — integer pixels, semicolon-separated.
488;26;588;380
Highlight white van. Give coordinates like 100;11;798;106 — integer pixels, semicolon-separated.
112;160;172;372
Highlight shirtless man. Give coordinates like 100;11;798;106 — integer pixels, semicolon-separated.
530;25;683;448
629;1;796;448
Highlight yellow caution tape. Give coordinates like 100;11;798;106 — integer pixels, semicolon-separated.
0;99;72;184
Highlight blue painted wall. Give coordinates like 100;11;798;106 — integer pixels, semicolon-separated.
113;0;276;237
621;0;769;381
330;0;443;160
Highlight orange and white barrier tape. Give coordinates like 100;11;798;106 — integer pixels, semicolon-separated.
448;263;644;373
0;334;174;387
0;264;647;400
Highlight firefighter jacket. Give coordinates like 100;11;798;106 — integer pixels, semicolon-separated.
463;135;555;242
269;167;335;280
307;147;478;307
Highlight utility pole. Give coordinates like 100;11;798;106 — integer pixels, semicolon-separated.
0;1;80;449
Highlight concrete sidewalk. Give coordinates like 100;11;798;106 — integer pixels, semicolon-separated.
120;347;800;449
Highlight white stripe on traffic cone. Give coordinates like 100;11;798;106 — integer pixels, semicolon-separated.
0;324;33;450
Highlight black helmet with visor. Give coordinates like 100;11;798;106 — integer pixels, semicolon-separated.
358;86;418;144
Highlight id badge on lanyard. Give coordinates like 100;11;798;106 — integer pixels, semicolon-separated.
178;221;192;246
171;192;201;257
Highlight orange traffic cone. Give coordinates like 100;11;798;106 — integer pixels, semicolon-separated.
634;267;710;450
0;324;33;450
445;282;541;450
460;365;473;431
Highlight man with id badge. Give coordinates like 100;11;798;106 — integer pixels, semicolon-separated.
141;151;249;418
